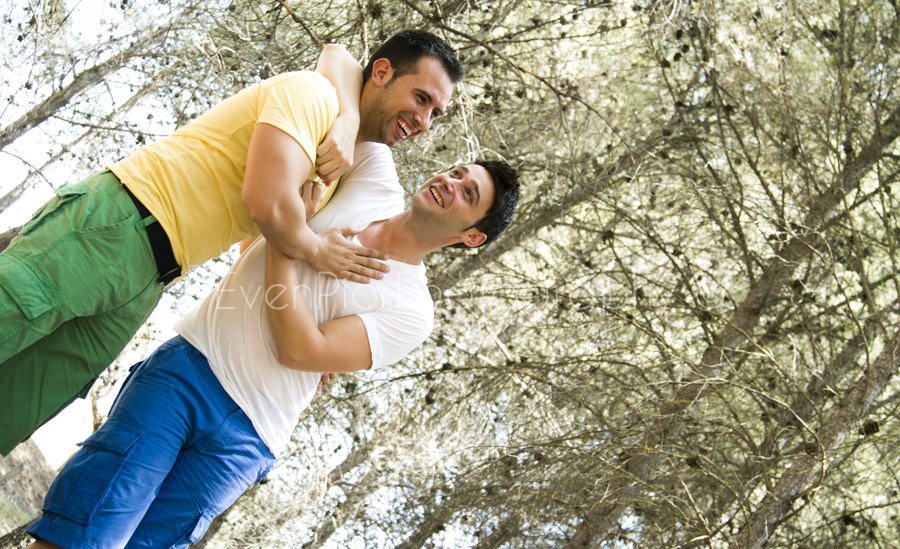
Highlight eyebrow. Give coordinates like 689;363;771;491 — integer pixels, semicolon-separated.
458;165;480;206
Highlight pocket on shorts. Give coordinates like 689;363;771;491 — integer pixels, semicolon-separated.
43;425;141;525
0;255;54;321
20;185;88;237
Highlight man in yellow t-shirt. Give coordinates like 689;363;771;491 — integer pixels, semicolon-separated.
0;29;464;456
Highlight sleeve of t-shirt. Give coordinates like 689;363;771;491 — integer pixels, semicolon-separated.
257;71;339;165
357;305;435;369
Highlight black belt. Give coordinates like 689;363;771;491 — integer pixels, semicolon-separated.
122;185;181;285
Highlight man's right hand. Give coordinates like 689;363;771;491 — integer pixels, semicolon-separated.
316;113;359;185
309;227;389;284
316;372;338;396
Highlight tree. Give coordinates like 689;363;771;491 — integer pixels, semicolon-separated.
2;0;898;547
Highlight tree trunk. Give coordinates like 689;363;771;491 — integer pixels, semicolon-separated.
0;74;165;216
302;467;377;548
0;25;173;151
0;227;20;252
0;440;55;542
733;321;900;549
201;437;375;547
688;309;886;543
567;104;900;546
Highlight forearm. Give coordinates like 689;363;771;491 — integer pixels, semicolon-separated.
243;121;386;282
264;243;326;367
250;194;320;261
316;44;362;124
241;122;322;261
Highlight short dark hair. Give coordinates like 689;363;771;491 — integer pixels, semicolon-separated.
452;159;520;249
363;29;464;84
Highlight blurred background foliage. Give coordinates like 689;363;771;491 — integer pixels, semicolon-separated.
0;0;898;547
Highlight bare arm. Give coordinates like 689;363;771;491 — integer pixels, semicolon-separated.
241;123;319;260
241;123;388;282
264;240;373;372
315;44;362;184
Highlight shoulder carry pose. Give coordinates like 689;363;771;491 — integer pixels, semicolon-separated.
0;30;461;456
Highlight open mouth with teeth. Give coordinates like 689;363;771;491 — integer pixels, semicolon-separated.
429;187;445;207
398;118;412;139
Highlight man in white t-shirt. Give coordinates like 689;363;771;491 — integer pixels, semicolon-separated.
26;143;520;549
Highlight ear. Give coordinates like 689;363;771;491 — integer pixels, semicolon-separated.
460;228;487;248
369;58;394;87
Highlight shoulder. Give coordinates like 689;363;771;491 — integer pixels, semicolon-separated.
328;142;404;215
387;271;435;328
342;142;399;193
260;71;338;108
262;71;334;92
365;293;434;346
349;142;397;177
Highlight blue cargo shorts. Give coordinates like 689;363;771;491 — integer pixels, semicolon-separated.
27;336;275;548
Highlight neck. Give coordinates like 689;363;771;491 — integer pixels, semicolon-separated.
357;86;378;143
358;212;440;265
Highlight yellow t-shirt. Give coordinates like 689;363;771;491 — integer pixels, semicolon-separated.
110;71;339;272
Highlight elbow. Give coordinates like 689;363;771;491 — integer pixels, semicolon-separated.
322;43;361;68
242;190;274;228
322;43;350;57
273;344;308;370
322;43;348;53
275;351;302;370
273;342;325;372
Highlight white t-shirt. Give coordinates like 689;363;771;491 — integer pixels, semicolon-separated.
176;142;435;455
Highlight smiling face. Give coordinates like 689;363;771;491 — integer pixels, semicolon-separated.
359;56;454;147
412;163;497;248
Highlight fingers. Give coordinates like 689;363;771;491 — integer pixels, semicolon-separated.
316;158;348;184
316;372;336;396
350;262;388;278
300;180;314;201
314;228;391;282
352;254;390;273
334;255;389;282
315;139;336;161
326;262;388;283
356;247;388;261
325;229;388;261
338;232;388;263
311;180;324;204
320;372;337;385
300;180;324;218
316;141;352;184
303;180;324;198
329;256;390;283
339;272;372;284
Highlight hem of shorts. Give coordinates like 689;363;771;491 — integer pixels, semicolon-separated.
0;425;17;456
27;511;89;548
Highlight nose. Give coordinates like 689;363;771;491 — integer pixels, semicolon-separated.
413;109;434;133
434;174;462;194
441;173;462;186
448;177;466;198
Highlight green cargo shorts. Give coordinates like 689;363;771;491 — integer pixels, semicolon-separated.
0;171;164;455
